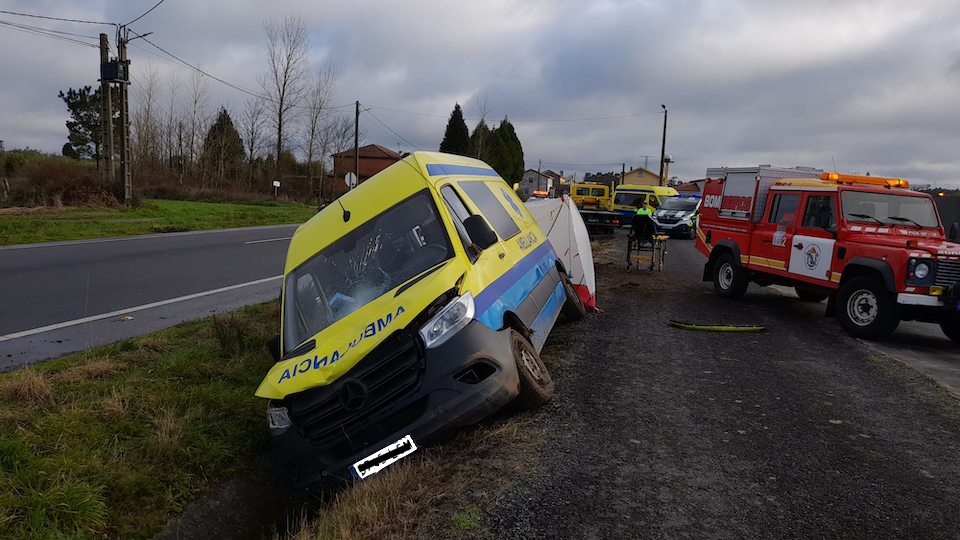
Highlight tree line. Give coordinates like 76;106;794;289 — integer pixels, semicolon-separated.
438;101;524;187
58;14;354;201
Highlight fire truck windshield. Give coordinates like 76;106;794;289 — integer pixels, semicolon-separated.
840;191;939;228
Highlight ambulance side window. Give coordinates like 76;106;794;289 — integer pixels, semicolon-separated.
458;182;522;240
769;194;800;225
801;195;837;230
440;185;479;263
649;196;661;209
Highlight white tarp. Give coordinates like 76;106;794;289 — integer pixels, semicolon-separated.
524;195;598;311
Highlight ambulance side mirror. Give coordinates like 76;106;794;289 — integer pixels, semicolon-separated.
267;334;281;363
950;222;959;241
464;215;498;250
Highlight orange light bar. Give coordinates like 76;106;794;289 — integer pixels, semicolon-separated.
819;172;909;189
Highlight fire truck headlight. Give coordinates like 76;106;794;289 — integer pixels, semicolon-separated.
915;263;930;279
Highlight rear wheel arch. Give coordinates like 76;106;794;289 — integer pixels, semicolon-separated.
703;241;740;281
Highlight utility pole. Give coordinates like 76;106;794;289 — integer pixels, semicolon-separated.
537;159;542;192
658;104;668;187
118;26;132;203
621;163;626;186
354;100;360;185
99;34;114;188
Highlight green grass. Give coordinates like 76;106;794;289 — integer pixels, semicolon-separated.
0;302;279;539
0;199;316;245
450;506;482;535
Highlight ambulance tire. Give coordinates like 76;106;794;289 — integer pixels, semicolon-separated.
561;273;587;322
795;288;830;302
938;312;960;344
510;330;554;410
836;277;900;340
713;252;748;299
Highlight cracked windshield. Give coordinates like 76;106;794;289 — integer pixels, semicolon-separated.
283;190;451;352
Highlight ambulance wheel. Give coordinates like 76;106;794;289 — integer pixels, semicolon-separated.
561;273;586;321
795;288;830;302
938;312;960;344
713;252;748;299
836;277;900;340
510;330;554;410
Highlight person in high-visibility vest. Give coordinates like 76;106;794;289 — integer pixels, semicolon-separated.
635;200;652;216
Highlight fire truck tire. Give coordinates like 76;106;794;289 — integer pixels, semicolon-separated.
713;252;748;299
561;273;587;321
938;312;960;344
510;329;554;410
795;288;830;302
836;277;900;340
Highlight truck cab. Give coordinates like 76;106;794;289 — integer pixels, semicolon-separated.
698;168;960;342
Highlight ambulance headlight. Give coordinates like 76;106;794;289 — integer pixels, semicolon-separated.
915;263;930;279
420;291;475;349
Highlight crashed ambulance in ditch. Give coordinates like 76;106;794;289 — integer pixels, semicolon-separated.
256;152;589;488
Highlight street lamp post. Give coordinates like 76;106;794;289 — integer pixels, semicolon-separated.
658;104;668;187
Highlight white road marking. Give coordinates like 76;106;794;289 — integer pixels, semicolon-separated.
0;275;282;342
0;224;300;251
244;237;292;245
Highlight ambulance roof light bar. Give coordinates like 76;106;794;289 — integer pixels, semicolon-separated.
820;172;909;189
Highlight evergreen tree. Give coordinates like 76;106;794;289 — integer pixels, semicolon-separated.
469;119;494;163
62;143;80;159
202;107;245;182
439;103;470;156
489;117;524;186
58;86;119;167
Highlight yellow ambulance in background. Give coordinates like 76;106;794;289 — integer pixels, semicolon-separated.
612;185;680;220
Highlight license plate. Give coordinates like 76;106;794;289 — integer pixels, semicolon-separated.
350;434;417;480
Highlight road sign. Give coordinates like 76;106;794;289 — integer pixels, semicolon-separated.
346;172;358;189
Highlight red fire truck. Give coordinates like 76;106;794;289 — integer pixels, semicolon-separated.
696;166;960;341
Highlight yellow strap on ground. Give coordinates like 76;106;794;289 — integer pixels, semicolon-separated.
668;320;765;332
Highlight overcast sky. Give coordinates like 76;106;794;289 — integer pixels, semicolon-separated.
2;0;960;186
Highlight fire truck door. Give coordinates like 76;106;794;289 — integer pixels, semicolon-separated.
752;193;800;274
787;194;837;282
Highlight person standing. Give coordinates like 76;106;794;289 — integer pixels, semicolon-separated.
635;200;652;216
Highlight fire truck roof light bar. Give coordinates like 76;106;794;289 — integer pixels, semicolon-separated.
820;172;909;189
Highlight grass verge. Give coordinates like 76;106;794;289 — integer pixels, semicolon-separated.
0;199;316;245
0;302;279;539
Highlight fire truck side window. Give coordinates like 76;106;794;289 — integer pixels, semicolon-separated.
801;196;836;229
769;194;800;225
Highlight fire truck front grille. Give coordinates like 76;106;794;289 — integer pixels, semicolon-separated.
935;260;960;289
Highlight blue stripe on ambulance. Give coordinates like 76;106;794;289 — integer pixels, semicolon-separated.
425;164;501;177
474;241;562;351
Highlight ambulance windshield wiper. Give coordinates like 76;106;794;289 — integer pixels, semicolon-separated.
849;213;883;225
888;216;924;228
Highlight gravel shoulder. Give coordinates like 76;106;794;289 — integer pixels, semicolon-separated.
474;233;960;539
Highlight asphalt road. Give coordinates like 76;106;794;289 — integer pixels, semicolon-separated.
483;233;960;539
0;224;300;371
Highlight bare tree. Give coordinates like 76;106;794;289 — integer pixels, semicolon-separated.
132;63;162;172
163;72;183;174
258;14;311;182
324;112;360;200
470;93;495;162
301;63;337;201
239;97;267;190
186;68;210;185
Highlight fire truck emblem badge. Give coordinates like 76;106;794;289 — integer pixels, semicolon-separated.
805;245;820;270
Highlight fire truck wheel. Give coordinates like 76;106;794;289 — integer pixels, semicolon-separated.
938;312;960;344
795;287;830;302
713;252;748;299
836;277;900;340
510;329;554;410
561;273;587;321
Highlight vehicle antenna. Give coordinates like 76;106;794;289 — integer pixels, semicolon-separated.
859;157;882;177
831;155;838;173
338;199;350;222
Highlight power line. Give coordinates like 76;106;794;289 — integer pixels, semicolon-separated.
524;159;633;168
0;19;99;48
367;104;664;124
0;9;115;26
362;108;421;151
127;0;166;26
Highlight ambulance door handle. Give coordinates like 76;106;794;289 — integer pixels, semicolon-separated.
794;242;804;250
499;252;505;259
